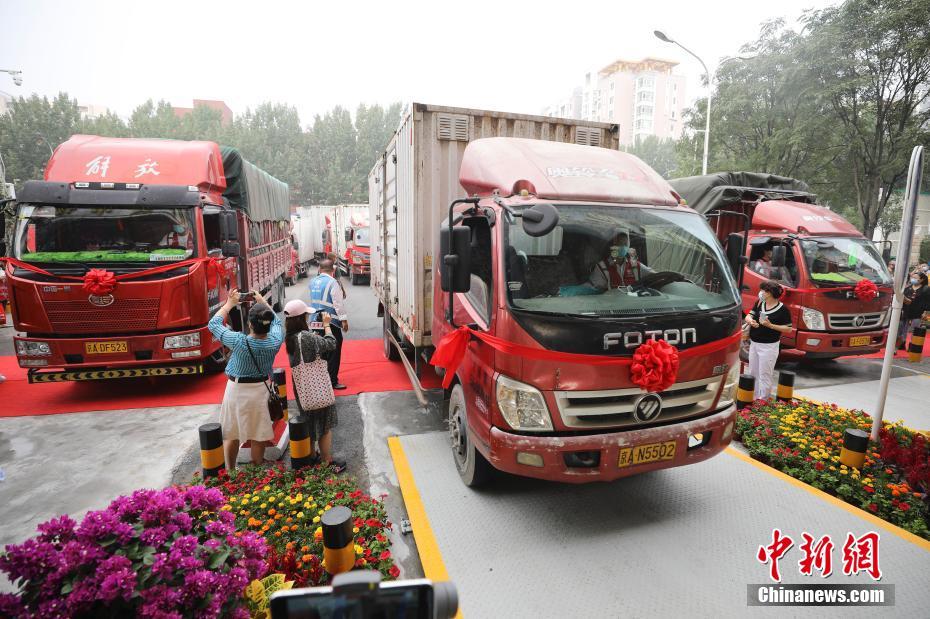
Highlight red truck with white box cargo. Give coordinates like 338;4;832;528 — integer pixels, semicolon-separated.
6;135;290;382
370;103;744;486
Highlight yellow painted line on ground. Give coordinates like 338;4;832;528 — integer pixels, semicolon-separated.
725;447;930;553
387;436;462;618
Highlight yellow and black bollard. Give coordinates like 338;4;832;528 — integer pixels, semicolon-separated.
199;423;225;478
272;368;288;402
736;374;755;409
776;371;795;402
290;416;314;470
322;505;355;576
908;325;925;363
839;428;869;469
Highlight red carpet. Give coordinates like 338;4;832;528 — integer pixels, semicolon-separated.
0;339;441;418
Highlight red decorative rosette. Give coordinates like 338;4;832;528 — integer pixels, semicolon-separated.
854;279;878;302
81;268;117;296
630;339;680;393
206;257;227;289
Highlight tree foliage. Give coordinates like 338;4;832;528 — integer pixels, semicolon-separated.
625;135;678;179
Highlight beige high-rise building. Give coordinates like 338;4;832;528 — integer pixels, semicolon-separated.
545;57;687;146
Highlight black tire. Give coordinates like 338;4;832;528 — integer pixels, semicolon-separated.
351;272;360;285
448;384;493;487
204;348;229;373
383;313;401;361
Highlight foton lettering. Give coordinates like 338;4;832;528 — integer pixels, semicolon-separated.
603;328;697;350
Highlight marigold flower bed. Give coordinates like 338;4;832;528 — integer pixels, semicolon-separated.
735;399;930;540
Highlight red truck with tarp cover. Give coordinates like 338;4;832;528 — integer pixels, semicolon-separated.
6;135;290;382
371;103;745;486
670;173;893;359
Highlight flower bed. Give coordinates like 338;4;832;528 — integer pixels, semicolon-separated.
736;399;930;540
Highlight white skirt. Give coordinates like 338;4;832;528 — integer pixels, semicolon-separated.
219;380;274;442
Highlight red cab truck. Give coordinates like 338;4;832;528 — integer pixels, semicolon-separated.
370;103;744;486
7;135;290;382
670;173;892;359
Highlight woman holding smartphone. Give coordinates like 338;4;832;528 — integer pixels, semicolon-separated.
744;280;792;401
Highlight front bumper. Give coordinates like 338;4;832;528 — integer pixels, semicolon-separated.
351;264;371;275
14;325;216;373
790;328;886;357
486;405;736;483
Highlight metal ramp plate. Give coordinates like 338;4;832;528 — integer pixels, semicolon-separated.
396;432;930;617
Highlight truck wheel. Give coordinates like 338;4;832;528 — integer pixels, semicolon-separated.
383;313;401;361
448;384;493;487
351;272;360;285
204;348;229;373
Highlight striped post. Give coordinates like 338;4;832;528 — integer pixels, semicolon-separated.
289;415;314;470
272;367;287;402
322;505;355;576
776;371;795;402
199;423;225;478
839;428;869;469
736;374;755;409
908;325;925;363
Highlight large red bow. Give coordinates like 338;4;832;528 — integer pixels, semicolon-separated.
206;257;227;289
854;279;878;302
630;339;680;393
82;268;117;296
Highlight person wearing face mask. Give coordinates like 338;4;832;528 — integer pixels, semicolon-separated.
590;231;652;289
898;271;930;349
744;280;792;401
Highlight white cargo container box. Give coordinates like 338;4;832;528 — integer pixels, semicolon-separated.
330;204;368;274
369;103;619;351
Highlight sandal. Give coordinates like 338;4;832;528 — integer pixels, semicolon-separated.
328;460;347;474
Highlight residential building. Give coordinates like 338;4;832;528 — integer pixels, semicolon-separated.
545;57;687;146
173;99;233;125
78;103;111;120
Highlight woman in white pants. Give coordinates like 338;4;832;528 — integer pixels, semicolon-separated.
744;280;792;401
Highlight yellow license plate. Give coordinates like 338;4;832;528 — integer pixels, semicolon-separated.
85;341;128;354
618;440;677;468
849;336;871;347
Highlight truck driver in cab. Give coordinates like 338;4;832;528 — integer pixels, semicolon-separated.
589;230;652;289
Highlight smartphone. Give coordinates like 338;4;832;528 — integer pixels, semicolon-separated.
240;292;255;301
270;579;446;619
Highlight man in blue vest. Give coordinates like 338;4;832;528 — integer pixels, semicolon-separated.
309;259;348;389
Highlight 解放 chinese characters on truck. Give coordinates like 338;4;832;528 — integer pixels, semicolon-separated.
370;103;746;486
670;173;893;359
5;135;290;382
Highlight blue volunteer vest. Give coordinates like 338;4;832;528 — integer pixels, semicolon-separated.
309;274;342;328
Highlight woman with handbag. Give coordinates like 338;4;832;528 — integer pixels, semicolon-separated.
283;299;346;473
208;289;284;470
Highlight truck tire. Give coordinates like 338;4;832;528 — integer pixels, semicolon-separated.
448;384;493;487
383;313;401;361
351;272;360;285
204;348;229;373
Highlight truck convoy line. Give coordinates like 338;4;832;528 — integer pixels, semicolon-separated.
369;103;745;486
6;135;290;382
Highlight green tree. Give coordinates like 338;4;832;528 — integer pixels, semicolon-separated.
625;135;678;178
353;102;402;196
0;93;82;187
306;106;358;204
129;99;183;139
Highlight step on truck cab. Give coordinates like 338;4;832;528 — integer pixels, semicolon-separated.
7;135;290;382
370;103;743;485
670;173;893;359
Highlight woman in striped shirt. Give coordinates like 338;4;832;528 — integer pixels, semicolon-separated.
208;289;284;469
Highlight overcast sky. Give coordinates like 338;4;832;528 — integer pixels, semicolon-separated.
1;0;839;125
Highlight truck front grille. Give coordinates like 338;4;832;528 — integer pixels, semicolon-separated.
827;312;884;330
554;376;722;429
43;298;160;333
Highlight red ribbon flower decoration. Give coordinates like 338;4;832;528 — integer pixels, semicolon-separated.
854;279;878;302
81;268;117;296
630;339;680;393
206;257;227;289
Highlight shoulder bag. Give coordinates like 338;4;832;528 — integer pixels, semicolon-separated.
244;339;285;423
292;331;336;411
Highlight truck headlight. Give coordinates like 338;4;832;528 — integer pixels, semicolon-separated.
164;332;201;349
495;374;553;431
16;340;51;356
800;306;826;331
719;364;740;406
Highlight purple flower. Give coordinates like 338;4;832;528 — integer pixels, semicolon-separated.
140;488;184;525
204;519;232;537
59;540;106;572
183;486;225;512
36;597;69;618
171;511;193;532
171;535;198;557
75;509;120;542
0;593;24;617
98;565;136;602
0;539;62;582
203;539;221;552
183;569;217;598
35;515;76;543
150;552;173;581
140;527;170;548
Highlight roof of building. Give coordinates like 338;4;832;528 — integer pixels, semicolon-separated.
600;57;680;75
459;137;679;206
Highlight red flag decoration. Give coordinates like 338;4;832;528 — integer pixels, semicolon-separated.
206;257;227;289
854;279;878;302
81;268;117;296
629;339;680;393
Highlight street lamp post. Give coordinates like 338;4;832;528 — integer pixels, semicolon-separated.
654;31;711;176
35;133;54;158
0;69;23;86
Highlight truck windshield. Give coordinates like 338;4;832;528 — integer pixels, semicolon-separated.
800;237;891;286
504;205;739;316
14;205;197;263
354;227;370;247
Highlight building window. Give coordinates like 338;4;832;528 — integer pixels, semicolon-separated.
635;104;654;118
637;91;654;103
671;110;676;119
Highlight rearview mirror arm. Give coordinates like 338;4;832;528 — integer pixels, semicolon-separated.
445;197;480;328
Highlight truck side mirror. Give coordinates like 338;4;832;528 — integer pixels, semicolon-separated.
522;203;559;237
220;211;239;242
882;246;892;262
222;241;241;258
771;245;787;268
439;226;472;293
726;233;746;279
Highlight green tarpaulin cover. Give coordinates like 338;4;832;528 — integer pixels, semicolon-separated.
220;147;289;222
668;172;815;215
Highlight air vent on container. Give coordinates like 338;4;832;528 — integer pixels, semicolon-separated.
437;114;469;141
574;127;602;147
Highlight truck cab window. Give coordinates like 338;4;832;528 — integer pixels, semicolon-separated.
748;241;798;287
203;213;222;253
465;218;493;323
